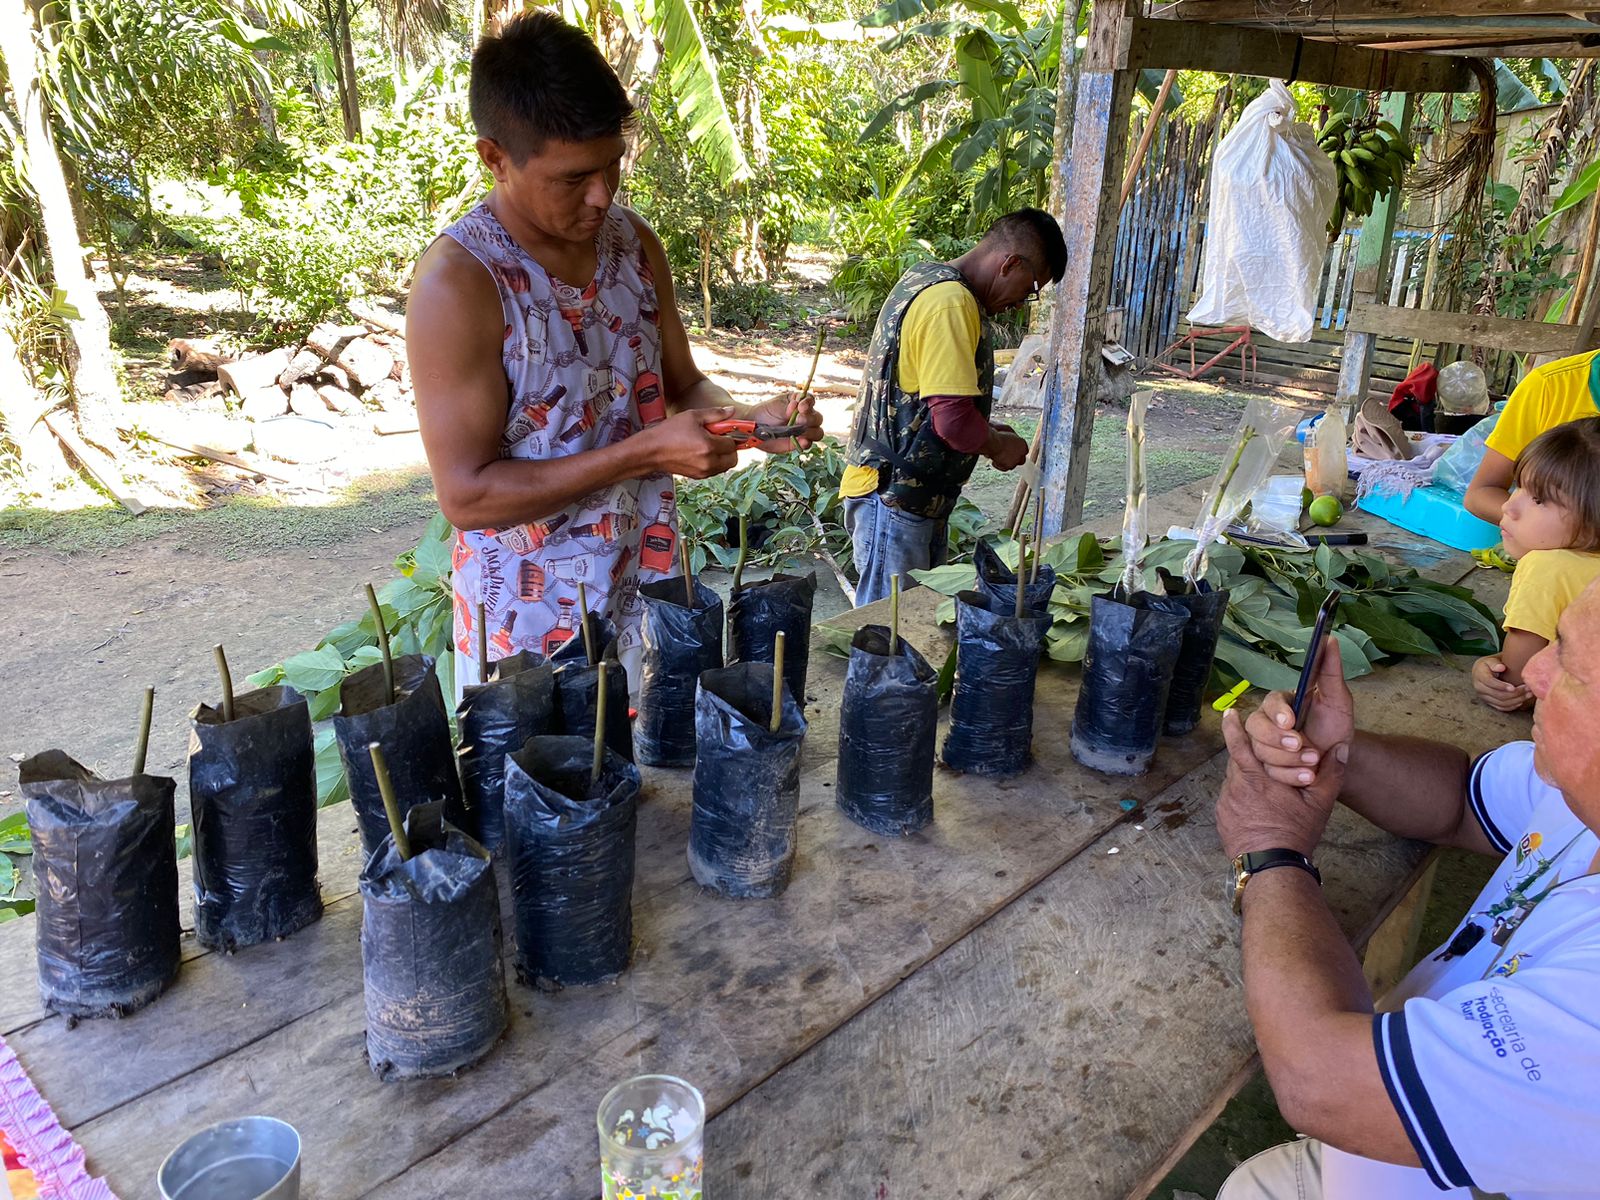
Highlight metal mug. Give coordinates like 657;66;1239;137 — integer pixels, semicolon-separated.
157;1115;301;1200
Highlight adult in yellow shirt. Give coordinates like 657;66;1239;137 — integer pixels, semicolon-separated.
1464;346;1600;523
840;209;1066;606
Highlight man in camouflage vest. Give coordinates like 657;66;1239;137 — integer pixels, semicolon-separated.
839;209;1067;606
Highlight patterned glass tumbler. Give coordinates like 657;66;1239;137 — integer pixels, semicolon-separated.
597;1074;705;1200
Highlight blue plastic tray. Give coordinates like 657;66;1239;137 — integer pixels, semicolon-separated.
1356;482;1502;552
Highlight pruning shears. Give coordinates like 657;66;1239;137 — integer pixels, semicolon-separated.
705;418;810;449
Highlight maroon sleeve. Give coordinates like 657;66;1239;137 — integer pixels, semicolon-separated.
926;393;992;455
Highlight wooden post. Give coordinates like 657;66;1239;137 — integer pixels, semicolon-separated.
1040;0;1140;538
1336;92;1416;416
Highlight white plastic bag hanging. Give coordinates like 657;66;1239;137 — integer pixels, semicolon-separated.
1188;81;1338;343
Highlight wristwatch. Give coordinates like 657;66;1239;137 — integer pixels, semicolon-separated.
1231;849;1322;914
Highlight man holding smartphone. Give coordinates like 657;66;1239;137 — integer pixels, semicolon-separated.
1214;581;1600;1199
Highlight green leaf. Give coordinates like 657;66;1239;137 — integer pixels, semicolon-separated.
858;80;960;142
1211;634;1302;692
937;596;956;625
307;685;342;722
656;0;752;185
315;726;350;809
816;624;857;658
281;646;350;696
859;0;938;28
955;29;1005;121
411;527;453;584
174;823;193;861
246;664;285;688
0;855;13;895
911;564;977;595
936;644;958;705
0;811;31;851
0;899;34;922
1341;598;1439;656
1046;621;1089;662
48;287;82;321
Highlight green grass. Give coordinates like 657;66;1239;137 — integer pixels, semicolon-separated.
0;467;439;559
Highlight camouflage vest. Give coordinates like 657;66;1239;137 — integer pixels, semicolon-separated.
845;261;994;520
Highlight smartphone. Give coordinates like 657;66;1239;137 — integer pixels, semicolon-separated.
1292;589;1343;729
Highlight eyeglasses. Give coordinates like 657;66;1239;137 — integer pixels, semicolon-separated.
1013;255;1044;304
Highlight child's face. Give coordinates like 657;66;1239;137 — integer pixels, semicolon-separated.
1502;484;1581;558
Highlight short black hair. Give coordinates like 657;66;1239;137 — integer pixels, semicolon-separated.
469;12;635;162
982;208;1068;283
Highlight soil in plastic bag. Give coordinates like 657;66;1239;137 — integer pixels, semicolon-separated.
1159;579;1230;737
729;572;817;705
972;538;1058;614
503;736;640;988
359;801;507;1080
22;751;180;1019
836;626;937;836
551;614;634;762
456;652;555;852
635;578;724;767
940;591;1051;778
1071;591;1192;776
334;654;466;857
189;686;321;952
689;662;808;898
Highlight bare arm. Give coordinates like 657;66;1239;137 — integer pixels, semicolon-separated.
1464;447;1515;524
408;236;738;531
1242;639;1499;855
1498;627;1548;686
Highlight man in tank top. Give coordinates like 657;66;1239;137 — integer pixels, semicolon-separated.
407;13;820;694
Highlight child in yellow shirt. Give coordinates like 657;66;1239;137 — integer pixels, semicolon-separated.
1474;416;1600;711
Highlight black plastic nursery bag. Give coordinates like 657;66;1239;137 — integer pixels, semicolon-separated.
503;736;640;988
359;801;506;1080
940;591;1051;778
973;538;1058;614
456;652;555;852
688;662;808;898
22;751;180;1019
1161;584;1230;737
551;615;633;763
189;686;322;951
729;571;817;706
334;654;466;856
836;626;937;836
1070;591;1191;776
635;578;724;767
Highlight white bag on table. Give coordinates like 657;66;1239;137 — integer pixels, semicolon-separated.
1187;80;1338;343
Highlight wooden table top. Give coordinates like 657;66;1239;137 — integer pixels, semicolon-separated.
0;500;1525;1199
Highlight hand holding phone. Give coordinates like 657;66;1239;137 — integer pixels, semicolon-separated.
1291;589;1343;730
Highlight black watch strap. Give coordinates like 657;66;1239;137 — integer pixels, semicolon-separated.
1233;849;1321;913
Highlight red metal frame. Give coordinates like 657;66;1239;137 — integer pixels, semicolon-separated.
1150;324;1257;385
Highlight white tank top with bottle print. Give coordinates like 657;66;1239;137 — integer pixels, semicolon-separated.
441;201;678;693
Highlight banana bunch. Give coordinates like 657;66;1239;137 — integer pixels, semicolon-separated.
1319;115;1414;239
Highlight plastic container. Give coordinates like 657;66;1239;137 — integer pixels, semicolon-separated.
1356;482;1502;552
1304;404;1348;500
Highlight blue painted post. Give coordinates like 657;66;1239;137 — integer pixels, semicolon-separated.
1336;91;1415;414
1040;0;1139;537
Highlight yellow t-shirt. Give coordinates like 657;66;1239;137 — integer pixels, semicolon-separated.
840;280;984;499
1502;547;1600;641
1484;347;1600;462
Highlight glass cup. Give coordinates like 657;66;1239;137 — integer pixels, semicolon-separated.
597;1074;705;1200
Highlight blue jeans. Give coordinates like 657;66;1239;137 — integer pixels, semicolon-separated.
845;493;948;607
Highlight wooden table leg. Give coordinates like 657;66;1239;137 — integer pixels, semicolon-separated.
1362;855;1439;999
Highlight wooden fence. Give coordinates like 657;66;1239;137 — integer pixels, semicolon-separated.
1109;128;1523;398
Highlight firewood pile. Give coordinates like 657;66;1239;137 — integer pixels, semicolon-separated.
158;301;418;468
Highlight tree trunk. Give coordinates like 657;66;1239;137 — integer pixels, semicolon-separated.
700;226;713;332
0;0;125;449
321;0;361;140
0;323;74;490
339;0;362;140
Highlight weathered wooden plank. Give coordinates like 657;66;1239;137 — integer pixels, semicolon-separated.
69;705;1233;1199
1348;301;1600;356
1159;0;1591;23
705;622;1520;1199
1124;18;1473;93
0;799;368;1037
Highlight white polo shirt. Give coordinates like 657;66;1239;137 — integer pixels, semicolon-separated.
1323;741;1600;1198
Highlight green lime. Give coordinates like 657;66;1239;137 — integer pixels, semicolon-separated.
1301;486;1314;510
1308;494;1343;527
